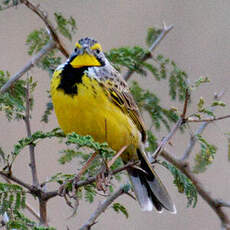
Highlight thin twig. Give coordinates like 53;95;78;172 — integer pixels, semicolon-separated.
152;89;190;159
0;41;55;94
161;150;230;229
181;90;226;161
24;80;39;187
79;186;127;230
187;114;230;123
123;23;173;81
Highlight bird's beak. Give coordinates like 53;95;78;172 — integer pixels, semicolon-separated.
70;47;101;68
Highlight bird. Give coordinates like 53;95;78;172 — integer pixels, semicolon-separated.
50;37;176;213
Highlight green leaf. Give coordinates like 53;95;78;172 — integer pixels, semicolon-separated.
0;71;37;121
193;76;210;88
145;27;162;47
130;81;179;131
112;202;129;218
193;135;217;173
41;101;53;123
145;130;158;152
54;12;77;41
211;101;226;107
26;28;49;56
162;161;198;208
12;128;65;157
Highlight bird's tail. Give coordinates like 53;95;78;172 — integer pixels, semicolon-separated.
127;149;176;213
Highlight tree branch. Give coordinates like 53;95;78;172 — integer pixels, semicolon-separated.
44;161;138;200
0;171;33;192
24;80;39;187
152;89;189;159
187;114;230;123
79;185;127;230
161;150;230;230
123;23;173;81
0;40;55;94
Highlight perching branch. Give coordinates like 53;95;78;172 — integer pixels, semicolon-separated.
79;185;127;230
24;80;39;187
44;161;138;200
123;22;173;81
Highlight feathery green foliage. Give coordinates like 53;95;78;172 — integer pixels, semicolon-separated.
0;183;26;215
0;71;36;120
162;161;197;208
145;130;158;152
54;12;77;41
130;81;179;130
112;202;129;218
12;128;65;157
193;135;217;173
145;27;162;47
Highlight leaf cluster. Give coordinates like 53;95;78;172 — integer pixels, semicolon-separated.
0;71;36;120
193;135;217;173
0;183;43;229
162;161;197;208
112;202;129;218
130;81;179;130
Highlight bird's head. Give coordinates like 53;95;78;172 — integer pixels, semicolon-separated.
69;37;105;68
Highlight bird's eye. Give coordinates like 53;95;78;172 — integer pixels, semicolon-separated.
95;49;100;54
74;47;78;52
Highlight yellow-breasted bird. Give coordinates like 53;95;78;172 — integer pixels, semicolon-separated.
50;37;176;213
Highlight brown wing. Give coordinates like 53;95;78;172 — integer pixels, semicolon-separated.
99;71;146;142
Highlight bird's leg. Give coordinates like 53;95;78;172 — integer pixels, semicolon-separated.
96;145;127;192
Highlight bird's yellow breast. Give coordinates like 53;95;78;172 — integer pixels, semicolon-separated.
50;72;140;161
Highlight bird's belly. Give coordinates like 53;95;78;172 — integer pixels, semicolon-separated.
52;78;140;154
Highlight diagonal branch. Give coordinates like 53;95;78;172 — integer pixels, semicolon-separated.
79;185;127;230
0;41;55;94
161;150;230;230
152;89;190;159
123;23;173;81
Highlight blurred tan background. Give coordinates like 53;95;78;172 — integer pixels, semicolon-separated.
0;0;230;229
